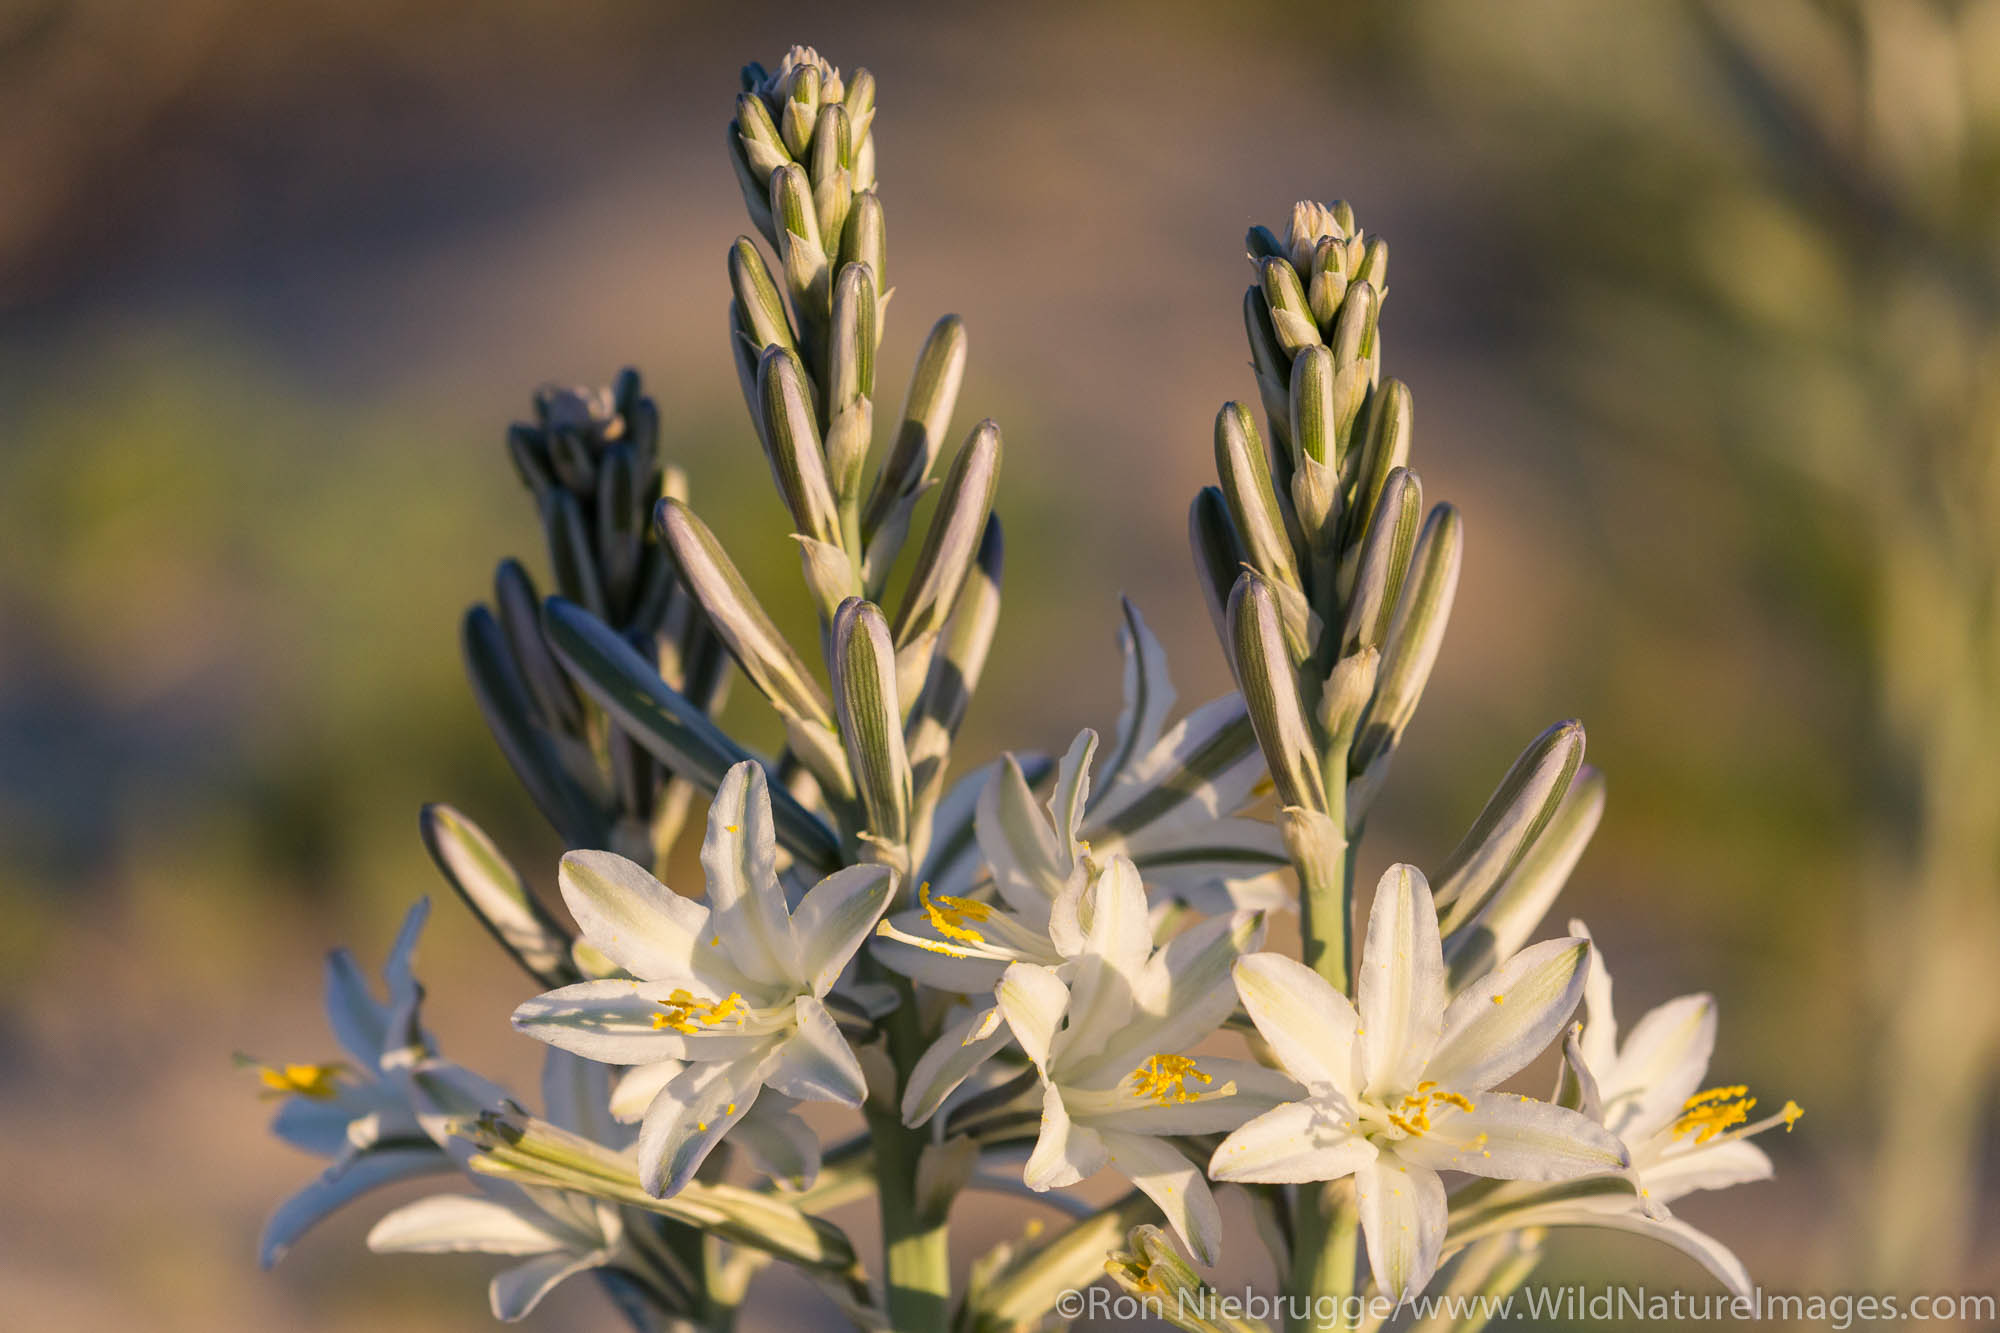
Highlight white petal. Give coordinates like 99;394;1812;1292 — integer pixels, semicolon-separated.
870;932;1011;993
1098;1128;1224;1267
902;1004;1011;1127
540;1049;616;1143
1358;864;1447;1097
1024;1083;1106;1190
1232;951;1362;1097
1090;910;1266;1083
323;948;388;1065
765;996;867;1106
381;898;431;1025
1427;937;1589;1092
1603;993;1715;1140
271;1095;363;1157
1572;919;1619;1073
732;1095;823;1189
1047;729;1098;852
996;963;1071;1073
1354;1154;1447;1301
700;762;803;987
1080;855;1153;978
1644;1139;1772;1202
1517;1205;1753;1299
635;1056;768;1196
1210;1097;1377;1184
1087;694;1263;834
490;1248;604;1321
1051;952;1137;1081
609;1061;682;1124
1101;597;1177;790
1390;1092;1628;1181
557;850;724;988
367;1194;563;1256
259;1148;449;1268
1071;1057;1298;1135
978;754;1068;922
918;757;1004;897
512;980;771;1065
791;863;898;995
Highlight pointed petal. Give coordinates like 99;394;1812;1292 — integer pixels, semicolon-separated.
1391;1092;1628;1181
540;1049;617;1144
1572;919;1619;1073
1355;1155;1447;1301
490;1248;605;1321
1233;951;1362;1097
1098;1128;1224;1266
1024;1083;1106;1190
1088;695;1264;836
1517;1205;1753;1299
978;753;1067;922
1047;729;1098;852
1090;909;1266;1081
732;1094;824;1189
1603;994;1716;1140
1211;1097;1377;1184
701;762;803;987
324;948;389;1066
1427;937;1589;1092
902;1003;1011;1127
367;1194;564;1256
1101;598;1177;791
512;980;771;1065
870;931;1011;993
381;898;431;1022
765;996;867;1105
1072;1057;1299;1135
996;963;1071;1073
1645;1140;1772;1202
792;863;898;995
259;1148;449;1268
635;1056;768;1196
557;851;727;989
1358;864;1447;1097
609;1061;682;1124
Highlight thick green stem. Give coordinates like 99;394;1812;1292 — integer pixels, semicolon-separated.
873;980;952;1331
1288;1178;1360;1333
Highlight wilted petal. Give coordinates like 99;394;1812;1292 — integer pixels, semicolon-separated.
1390;1092;1627;1181
765;996;867;1106
1098;1128;1223;1267
1210;1097;1376;1184
791;863;898;996
1427;938;1588;1092
1232;951;1362;1097
367;1194;564;1256
1354;1154;1447;1301
1358;864;1447;1097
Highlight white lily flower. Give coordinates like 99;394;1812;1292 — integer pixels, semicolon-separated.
368;1052;640;1322
993;854;1283;1265
1461;921;1803;1299
1210;865;1627;1300
512;760;897;1197
252;899;507;1268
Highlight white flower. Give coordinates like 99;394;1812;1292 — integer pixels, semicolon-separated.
368;1052;638;1322
1475;921;1802;1299
252;899;507;1268
994;854;1283;1265
1210;865;1627;1300
511;760;896;1197
1287;200;1347;273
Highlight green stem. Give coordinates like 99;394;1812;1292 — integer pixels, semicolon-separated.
873;979;953;1331
1287;1179;1360;1333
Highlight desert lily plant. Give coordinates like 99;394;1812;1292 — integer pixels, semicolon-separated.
247;44;1796;1333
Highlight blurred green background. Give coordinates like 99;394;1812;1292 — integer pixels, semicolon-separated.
1;1;1993;1328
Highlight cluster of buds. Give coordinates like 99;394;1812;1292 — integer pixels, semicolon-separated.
469;370;727;868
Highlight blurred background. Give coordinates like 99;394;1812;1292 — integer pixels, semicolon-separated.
1;0;1994;1328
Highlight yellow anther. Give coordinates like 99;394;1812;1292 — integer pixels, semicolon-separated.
1129;1053;1213;1105
1780;1100;1804;1131
256;1062;346;1100
652;990;746;1033
1491;993;1506;1005
1674;1086;1756;1143
920;881;992;945
1387;1087;1475;1138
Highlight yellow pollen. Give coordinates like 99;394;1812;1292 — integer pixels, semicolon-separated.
1389;1087;1475;1137
1129;1053;1213;1105
1674;1086;1755;1143
651;989;746;1033
726;1102;737;1115
1780;1100;1804;1131
256;1062;346;1100
921;881;992;945
1491;993;1506;1005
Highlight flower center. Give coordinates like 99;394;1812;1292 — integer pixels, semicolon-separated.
257;1062;346;1100
1673;1084;1803;1144
921;881;992;945
652;990;747;1033
1383;1081;1474;1138
1129;1053;1212;1104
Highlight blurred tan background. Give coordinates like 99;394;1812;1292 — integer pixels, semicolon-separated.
1;1;1994;1328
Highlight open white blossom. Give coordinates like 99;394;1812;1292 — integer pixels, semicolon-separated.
511;760;896;1196
994;854;1283;1264
1211;865;1627;1299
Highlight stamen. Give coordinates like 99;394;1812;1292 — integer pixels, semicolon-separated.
652;989;747;1033
256;1062;347;1100
1673;1085;1755;1143
1385;1087;1475;1138
1129;1054;1213;1105
921;882;992;945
